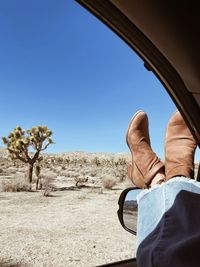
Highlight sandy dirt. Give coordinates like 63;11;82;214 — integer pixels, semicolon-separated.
0;147;199;267
0;186;136;267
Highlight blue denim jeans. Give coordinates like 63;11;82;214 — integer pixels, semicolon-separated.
136;177;200;267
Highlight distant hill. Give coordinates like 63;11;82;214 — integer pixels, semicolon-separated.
48;151;131;161
0;147;198;172
0;147;131;161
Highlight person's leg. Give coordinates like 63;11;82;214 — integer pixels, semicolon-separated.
136;177;200;248
137;178;200;267
135;111;198;267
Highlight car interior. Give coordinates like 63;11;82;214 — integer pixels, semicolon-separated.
76;1;200;266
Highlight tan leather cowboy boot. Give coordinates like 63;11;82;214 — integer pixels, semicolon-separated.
165;111;197;180
126;110;164;188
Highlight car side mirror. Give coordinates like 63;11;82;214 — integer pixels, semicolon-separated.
118;187;142;235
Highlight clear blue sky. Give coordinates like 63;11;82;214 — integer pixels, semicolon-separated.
0;0;198;160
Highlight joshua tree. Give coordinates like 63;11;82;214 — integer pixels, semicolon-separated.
65;156;70;167
93;156;101;167
82;157;88;165
73;158;78;166
118;158;127;166
2;126;54;190
56;157;63;165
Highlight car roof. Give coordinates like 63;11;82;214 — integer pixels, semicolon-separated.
76;0;200;146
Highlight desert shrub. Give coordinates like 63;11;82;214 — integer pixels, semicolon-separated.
1;175;30;192
40;172;56;196
59;170;69;177
52;166;62;174
81;157;87;164
115;167;127;182
102;175;117;189
56;157;64;165
6;167;17;174
90;171;97;177
72;158;78;166
67;171;75;177
60;170;79;178
64;156;70;166
73;172;79;178
61;165;66;170
101;159;108;166
92;156;101;166
85;175;95;184
102;168;115;177
75;177;88;186
67;167;76;172
80;169;91;177
85;169;93;175
117;158;127;166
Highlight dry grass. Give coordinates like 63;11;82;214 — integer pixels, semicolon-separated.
0;259;22;267
1;175;30;192
102;175;117;189
39;170;56;196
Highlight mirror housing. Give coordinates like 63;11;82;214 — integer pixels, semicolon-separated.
118;187;141;235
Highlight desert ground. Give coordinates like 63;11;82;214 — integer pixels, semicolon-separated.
1;148;198;267
0;148;136;267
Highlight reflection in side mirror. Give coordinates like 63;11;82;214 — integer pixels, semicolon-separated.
123;190;140;234
118;188;142;235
